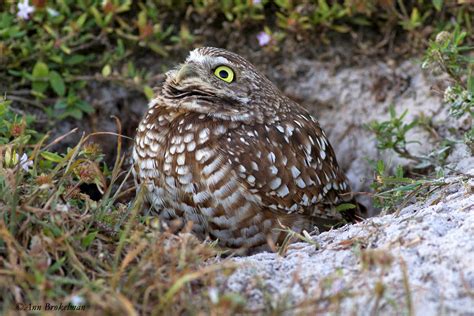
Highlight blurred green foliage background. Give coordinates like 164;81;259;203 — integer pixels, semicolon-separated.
1;0;473;121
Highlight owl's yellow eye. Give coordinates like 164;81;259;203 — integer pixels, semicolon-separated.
214;66;234;83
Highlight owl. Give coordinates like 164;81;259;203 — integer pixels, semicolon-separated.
133;47;362;253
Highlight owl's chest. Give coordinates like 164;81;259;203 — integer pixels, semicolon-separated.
132;108;232;217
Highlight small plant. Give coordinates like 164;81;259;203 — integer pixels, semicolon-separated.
423;28;474;147
369;160;445;213
0;98;37;145
369;27;474;212
1;0;176;123
368;105;421;163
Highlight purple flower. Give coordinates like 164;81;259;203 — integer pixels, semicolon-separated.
252;0;262;4
17;0;35;20
256;32;271;47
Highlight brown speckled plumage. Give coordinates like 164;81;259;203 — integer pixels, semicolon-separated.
133;47;361;253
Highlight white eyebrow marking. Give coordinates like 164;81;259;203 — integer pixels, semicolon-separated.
186;50;207;63
186;50;230;66
213;56;231;65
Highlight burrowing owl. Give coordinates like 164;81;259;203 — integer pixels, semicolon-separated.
133;47;361;253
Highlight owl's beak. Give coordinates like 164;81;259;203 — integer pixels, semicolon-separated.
175;64;199;83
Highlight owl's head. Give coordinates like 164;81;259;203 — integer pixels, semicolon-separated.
158;47;283;122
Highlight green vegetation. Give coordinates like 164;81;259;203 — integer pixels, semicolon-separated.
1;1;473;123
368;26;473;212
0;0;473;314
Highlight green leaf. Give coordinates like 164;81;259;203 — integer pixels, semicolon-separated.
82;231;98;248
410;8;420;24
76;101;94;114
32;61;49;78
54;99;68;110
89;6;103;26
65;54;86;65
389;105;396;118
335;203;356;212
468;68;474;95
432;0;443;12
32;82;48;94
116;39;125;57
60;44;71;54
40;151;64;163
49;71;66;96
331;25;350;33
32;62;49;93
102;64;111;77
77;12;88;28
318;0;330;12
376;160;385;174
395;165;404;178
117;0;132;13
47;257;66;274
49;55;63;64
64;108;83;120
148;43;168;57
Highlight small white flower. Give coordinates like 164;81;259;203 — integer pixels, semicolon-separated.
443;86;454;103
19;153;33;172
208;287;219;304
252;0;262;4
17;0;35;20
57;203;70;212
46;7;59;17
256;31;271;47
70;295;85;306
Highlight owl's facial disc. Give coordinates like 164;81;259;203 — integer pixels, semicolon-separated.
167;56;249;108
160;48;280;122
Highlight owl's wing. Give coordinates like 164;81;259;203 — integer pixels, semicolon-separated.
217;110;357;223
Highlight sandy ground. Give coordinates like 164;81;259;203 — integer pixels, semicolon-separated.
220;166;473;315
